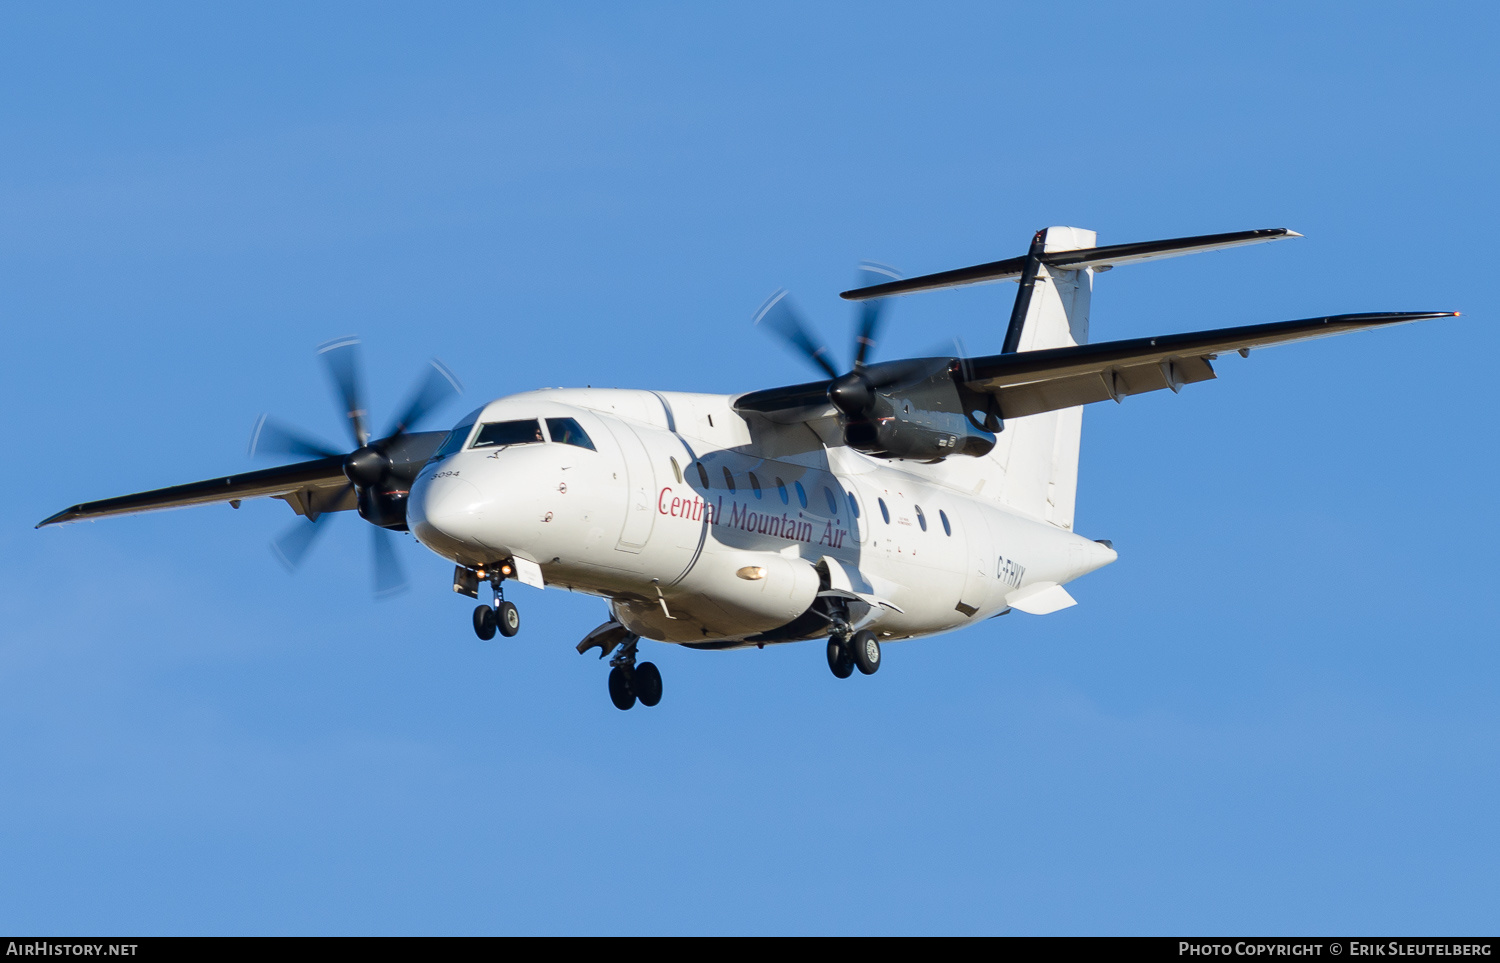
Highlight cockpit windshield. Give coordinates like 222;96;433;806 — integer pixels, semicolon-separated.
471;419;545;449
545;417;596;451
432;408;482;460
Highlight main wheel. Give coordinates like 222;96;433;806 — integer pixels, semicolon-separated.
472;604;496;640
827;638;854;679
852;630;881;675
496;600;521;637
608;666;636;710
634;661;663;707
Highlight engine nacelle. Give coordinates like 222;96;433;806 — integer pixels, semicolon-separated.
357;487;410;531
840;358;996;460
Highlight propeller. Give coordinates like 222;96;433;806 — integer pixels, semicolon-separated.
756;262;912;423
252;337;463;597
753;290;840;378
851;261;900;368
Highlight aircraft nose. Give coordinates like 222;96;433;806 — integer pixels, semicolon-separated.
410;474;487;560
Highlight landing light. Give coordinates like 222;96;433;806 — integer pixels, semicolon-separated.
736;566;767;581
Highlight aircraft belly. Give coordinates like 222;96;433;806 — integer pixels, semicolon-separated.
612;546;822;644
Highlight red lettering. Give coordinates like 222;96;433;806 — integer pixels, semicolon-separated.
658;487;672;515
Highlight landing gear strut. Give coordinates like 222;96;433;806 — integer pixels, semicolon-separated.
471;569;521;640
605;634;663;711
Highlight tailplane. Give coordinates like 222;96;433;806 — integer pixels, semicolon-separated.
835;225;1302;529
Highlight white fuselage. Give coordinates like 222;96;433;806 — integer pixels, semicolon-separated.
407;388;1115;648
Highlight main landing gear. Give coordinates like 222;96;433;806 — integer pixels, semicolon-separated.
472;572;520;641
606;635;662;711
576;621;664;711
827;628;881;679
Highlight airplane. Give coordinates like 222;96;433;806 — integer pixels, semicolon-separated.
36;227;1459;710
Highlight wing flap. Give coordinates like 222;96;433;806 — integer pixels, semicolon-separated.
966;312;1455;420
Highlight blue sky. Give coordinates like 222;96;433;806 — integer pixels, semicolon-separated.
1;1;1496;935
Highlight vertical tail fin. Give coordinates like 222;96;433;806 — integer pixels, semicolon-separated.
990;226;1094;530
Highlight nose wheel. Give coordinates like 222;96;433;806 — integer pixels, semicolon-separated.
471;573;521;640
474;601;520;639
473;604;497;640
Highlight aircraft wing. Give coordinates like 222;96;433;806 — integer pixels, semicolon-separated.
735;311;1458;424
36;456;353;528
960;311;1456;419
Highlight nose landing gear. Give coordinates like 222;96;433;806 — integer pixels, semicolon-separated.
473;603;497;640
469;566;521;640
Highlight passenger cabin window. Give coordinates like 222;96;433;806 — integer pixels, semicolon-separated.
878;498;890;524
824;487;838;514
545;417;596;451
749;472;762;499
722;466;736;492
471;419;543;450
794;481;808;509
940;510;952;536
915;505;927;531
776;478;789;504
847;493;860;519
696;462;711;488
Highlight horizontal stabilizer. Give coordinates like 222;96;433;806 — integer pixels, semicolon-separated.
840;228;1299;301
